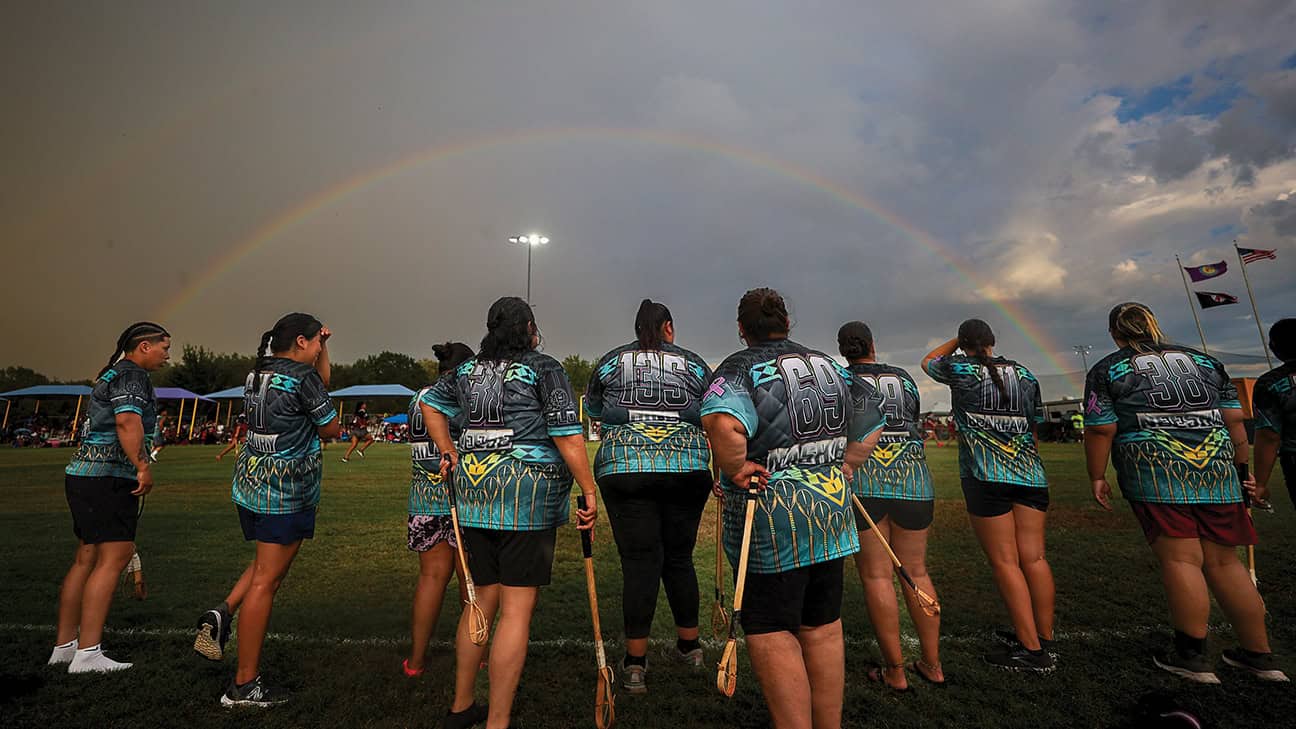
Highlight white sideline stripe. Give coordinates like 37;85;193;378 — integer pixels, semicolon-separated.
0;622;1230;651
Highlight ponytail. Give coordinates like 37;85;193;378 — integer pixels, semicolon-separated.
99;321;170;378
252;313;324;390
837;321;874;360
634;299;673;350
1108;302;1166;354
957;318;1006;399
252;330;275;392
736;288;791;341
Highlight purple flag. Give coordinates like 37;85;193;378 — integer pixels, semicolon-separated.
1184;261;1228;282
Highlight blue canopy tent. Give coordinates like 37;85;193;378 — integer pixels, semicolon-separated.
0;385;94;437
204;386;246;428
383;413;408;424
154;387;215;441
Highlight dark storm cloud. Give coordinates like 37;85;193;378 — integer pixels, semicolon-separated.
2;1;1294;404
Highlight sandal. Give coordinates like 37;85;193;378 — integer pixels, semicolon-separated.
402;658;424;677
907;659;946;687
867;664;912;693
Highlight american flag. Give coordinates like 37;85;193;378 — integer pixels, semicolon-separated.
1238;246;1277;264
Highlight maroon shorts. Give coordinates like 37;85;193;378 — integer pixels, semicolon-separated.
1128;501;1257;546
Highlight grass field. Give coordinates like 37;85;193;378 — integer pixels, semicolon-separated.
1;443;1292;728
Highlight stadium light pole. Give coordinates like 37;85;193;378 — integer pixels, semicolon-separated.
508;233;549;305
1073;344;1092;372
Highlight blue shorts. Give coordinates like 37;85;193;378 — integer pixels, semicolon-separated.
237;505;316;545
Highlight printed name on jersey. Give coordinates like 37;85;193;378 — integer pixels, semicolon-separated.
965;412;1031;434
765;436;846;472
246;432;280;453
628;409;681;423
410;441;438;461
1135;409;1224;431
459;428;515;451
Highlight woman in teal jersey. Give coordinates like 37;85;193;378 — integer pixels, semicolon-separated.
1254;318;1296;509
424;297;598;729
193;313;341;708
922;319;1054;672
1085;303;1285;683
839;321;943;689
51;322;170;674
586;299;714;693
703;289;885;729
404;341;475;678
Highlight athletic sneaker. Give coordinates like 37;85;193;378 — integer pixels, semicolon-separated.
1153;650;1221;684
194;606;232;661
993;628;1057;655
357;450;365;459
221;675;289;707
622;658;648;694
661;643;704;668
984;645;1055;673
68;644;132;673
47;639;78;666
340;457;350;464
442;701;488;728
1221;648;1290;682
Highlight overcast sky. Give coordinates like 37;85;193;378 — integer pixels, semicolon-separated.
3;1;1294;408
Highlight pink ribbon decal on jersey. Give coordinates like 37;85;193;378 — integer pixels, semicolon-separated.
1085;392;1102;416
704;377;727;401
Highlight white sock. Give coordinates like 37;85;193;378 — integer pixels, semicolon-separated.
55;639;77;649
69;644;132;673
47;639;78;665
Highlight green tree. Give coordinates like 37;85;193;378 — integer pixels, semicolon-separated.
152;346;255;394
561;354;594;394
346;351;427;389
0;366;50;393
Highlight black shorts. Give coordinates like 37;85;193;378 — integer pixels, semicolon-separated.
237;506;316;545
65;475;140;544
853;497;934;532
462;527;557;587
1281;453;1295;509
739;559;844;636
961;477;1049;518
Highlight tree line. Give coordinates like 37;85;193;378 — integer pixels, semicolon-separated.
2;348;596;409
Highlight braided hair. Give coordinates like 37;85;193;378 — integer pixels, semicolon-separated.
737;288;790;341
634;299;673;350
957;319;1006;399
479;297;537;361
252;313;323;391
837;321;874;360
98;322;170;377
1108;302;1167;354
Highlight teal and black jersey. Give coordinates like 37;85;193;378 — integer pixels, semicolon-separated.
231;358;337;515
924;353;1046;488
586;341;712;479
1254;362;1296;455
848;363;933;501
701;339;885;574
1085;345;1242;504
66;360;157;479
423;350;582;530
407;385;465;517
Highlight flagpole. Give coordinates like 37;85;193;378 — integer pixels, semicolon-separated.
1176;255;1209;353
1234;242;1274;368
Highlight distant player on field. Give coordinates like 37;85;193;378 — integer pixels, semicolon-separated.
216;414;248;462
341;401;375;463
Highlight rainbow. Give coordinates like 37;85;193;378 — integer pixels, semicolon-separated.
157;127;1078;380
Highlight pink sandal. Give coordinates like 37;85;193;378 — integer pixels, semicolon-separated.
402;659;424;677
